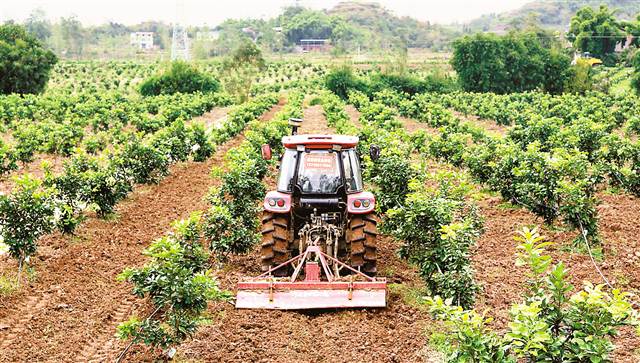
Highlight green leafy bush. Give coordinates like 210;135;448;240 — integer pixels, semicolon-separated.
384;177;483;308
325;65;364;100
139;61;221;96
0;24;57;95
0;175;55;282
118;213;229;352
426;227;638;362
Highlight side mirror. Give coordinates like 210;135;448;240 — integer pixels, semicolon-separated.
261;144;272;160
369;144;381;161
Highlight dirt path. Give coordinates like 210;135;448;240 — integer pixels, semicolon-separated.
300;103;334;134
0;104;282;362
450;110;507;137
345;105;362;128
399;116;439;135
172;100;439;363
190;106;231;129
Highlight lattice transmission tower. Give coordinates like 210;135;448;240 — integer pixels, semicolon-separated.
171;0;190;61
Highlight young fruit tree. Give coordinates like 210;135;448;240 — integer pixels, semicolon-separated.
0;175;56;284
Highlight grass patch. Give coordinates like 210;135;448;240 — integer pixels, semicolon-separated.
0;273;18;295
496;201;521;210
389;283;429;311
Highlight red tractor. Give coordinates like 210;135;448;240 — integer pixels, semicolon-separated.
236;119;386;310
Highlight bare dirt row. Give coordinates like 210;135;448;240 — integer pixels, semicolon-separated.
0;105;281;362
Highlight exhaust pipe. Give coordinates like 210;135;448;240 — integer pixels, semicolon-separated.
289;118;303;135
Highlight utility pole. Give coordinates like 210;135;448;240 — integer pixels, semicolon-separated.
171;0;190;61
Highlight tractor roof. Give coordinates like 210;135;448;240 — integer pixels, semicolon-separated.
282;134;358;149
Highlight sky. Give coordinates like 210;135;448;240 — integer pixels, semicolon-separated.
0;0;532;26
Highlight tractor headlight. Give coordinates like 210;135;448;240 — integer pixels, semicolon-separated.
362;200;370;208
268;199;276;207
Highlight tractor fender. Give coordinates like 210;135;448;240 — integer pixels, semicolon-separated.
263;191;291;213
347;192;376;214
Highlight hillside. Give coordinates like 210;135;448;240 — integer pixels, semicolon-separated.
327;2;459;50
467;0;640;33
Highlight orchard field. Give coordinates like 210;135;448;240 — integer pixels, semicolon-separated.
0;56;639;363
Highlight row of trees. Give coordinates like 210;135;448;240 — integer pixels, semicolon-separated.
451;32;571;94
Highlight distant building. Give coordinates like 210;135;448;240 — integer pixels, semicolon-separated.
615;35;634;52
299;39;330;52
196;31;219;41
130;32;154;49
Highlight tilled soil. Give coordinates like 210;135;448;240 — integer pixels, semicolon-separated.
401;115;640;361
0;105;282;362
173;101;439;363
474;193;640;362
450;110;507;137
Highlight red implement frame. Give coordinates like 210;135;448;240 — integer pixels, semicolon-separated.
236;246;387;309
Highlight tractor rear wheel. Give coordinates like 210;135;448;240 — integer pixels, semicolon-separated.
260;212;292;275
346;214;378;275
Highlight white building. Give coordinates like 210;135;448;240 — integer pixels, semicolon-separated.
130;32;154;50
195;31;219;41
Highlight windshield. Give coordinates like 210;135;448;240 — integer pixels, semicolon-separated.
277;148;363;194
298;150;341;194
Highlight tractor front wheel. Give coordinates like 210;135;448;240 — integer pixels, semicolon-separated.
260;212;292;275
346;214;378;275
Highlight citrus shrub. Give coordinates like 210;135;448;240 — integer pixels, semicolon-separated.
427;227;638;362
384;175;483;308
0;23;57;95
139;61;221;96
0;175;56;283
118;213;229;353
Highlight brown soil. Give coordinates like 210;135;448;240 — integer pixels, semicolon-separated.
450;110;507;137
345;105;363;128
301;104;334;134
0;154;67;194
190;106;231;129
472;193;640;362
0;105;279;362
399;117;438;135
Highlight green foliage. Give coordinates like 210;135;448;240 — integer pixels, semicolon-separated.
631;51;640;95
0;175;55;280
0;140;18;176
367;147;416;212
426;227;639;362
427;296;507;362
451;32;571;94
565;59;594;95
0;23;57;95
139;61;221;96
567;5;624;60
325;65;364;100
221;40;266;103
118;213;229;351
384;177;483;308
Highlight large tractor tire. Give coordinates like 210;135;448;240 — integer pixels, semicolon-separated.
346;214;378;275
260;212;292;275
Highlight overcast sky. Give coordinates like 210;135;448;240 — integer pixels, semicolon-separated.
0;0;533;26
